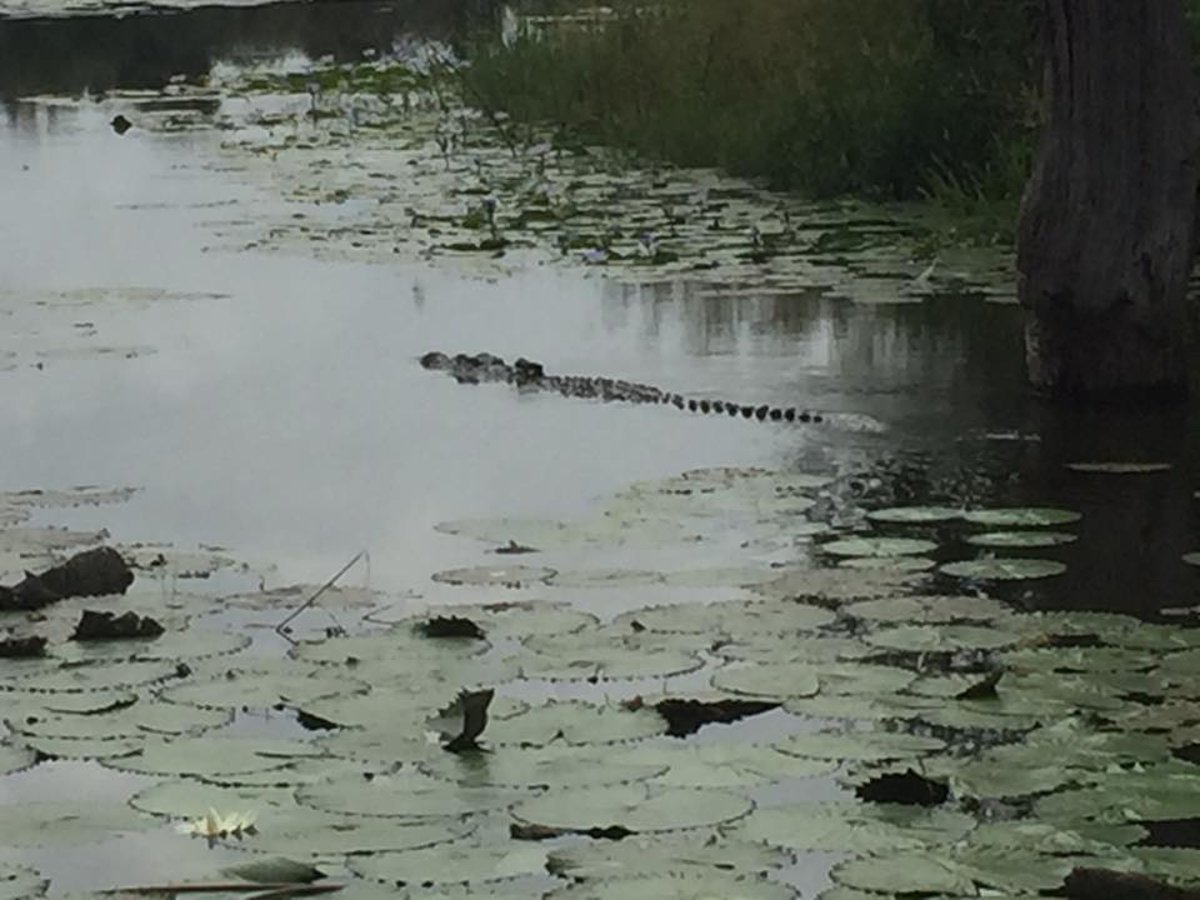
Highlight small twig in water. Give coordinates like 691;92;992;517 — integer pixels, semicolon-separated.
274;551;366;642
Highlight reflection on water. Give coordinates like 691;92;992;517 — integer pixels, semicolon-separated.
0;3;1199;624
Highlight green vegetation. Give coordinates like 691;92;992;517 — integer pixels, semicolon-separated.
464;1;1200;242
466;2;1038;206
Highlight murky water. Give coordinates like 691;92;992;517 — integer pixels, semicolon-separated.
2;3;1200;896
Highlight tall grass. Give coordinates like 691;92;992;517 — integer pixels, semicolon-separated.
465;0;1039;202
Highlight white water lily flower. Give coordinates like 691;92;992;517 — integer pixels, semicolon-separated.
178;808;257;838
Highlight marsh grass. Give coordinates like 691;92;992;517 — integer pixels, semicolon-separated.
465;0;1039;207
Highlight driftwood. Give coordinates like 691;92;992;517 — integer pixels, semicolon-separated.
0;547;133;612
1065;867;1200;900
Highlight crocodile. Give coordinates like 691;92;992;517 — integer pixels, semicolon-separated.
419;351;887;432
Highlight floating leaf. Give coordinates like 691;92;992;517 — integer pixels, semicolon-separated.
544;873;798;899
1066;462;1171;474
776;730;945;761
431;565;556;588
611;599;835;637
486;700;667;746
298;768;518;819
939;558;1066;580
512;785;751;834
737;803;971;854
863;624;1019;653
222;857;325;884
838;556;936;572
866;506;964;524
966;531;1077;548
831;851;976;895
546;832;788;880
963;507;1081;527
349;837;548;885
821;537;937;558
104;735;323;778
844;594;1010;624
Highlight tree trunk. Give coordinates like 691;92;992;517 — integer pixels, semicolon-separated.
1017;0;1199;398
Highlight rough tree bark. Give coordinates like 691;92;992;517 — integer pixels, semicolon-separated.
1018;0;1199;398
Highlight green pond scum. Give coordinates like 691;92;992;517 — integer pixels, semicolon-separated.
0;466;1197;897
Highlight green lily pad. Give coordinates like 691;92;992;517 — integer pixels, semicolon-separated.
431;565;556;587
0;863;46;899
348;839;549;886
963;507;1081;527
1;660;182;693
486;700;667;746
517;633;703;681
611;599;835;637
0;801;152;847
940;558;1067;580
713;661;914;699
512;785;752;833
50;629;250;664
865;506;964;524
626;742;838;788
821;537;937;558
546;832;788;880
838;556;936;572
863;624;1019;653
544;873;797;899
966;531;1077;548
238;809;470;859
421;745;667;789
104;735;323;778
298;768;518;819
158;663;369;710
844;594;1010;624
776;730;945;761
130;779;295;818
371;601;596;637
831;851;976;895
9;700;230;741
0;742;37;775
737;802;974;854
1066;462;1172;474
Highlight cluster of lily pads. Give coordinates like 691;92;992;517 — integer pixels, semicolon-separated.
77;53;1016;305
0;467;1196;898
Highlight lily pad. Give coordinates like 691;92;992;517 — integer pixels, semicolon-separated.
349;838;548;885
713;661;914;699
158;663;369;710
544;873;797;899
611;599;835;637
737;802;974;854
966;531;1077;548
821;537;937;558
486;700;667;746
104;735;324;778
939;558;1067;580
863;624;1019;653
0;863;46;899
1066;462;1172;474
512;784;751;833
831;851;976;895
546;832;788;880
0;742;36;775
298;768;518;819
865;506;964;524
776;730;945;761
431;565;556;588
838;556;936;572
517;633;703;681
843;594;1010;624
421;745;667;789
963;507;1081;527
